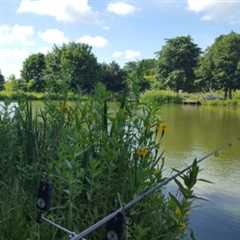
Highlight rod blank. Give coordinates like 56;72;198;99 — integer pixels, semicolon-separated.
72;146;227;240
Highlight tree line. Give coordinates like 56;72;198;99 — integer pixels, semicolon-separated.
1;32;240;99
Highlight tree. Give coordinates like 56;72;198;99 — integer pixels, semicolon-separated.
45;43;99;93
21;53;46;92
100;62;127;93
4;74;18;92
124;59;157;92
196;32;240;98
157;36;201;92
0;70;5;91
195;54;215;91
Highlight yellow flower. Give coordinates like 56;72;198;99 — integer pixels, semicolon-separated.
156;123;167;138
179;222;186;231
136;147;150;158
175;207;182;218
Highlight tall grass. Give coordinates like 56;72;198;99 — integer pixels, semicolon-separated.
141;90;182;105
0;87;199;240
0;90;87;101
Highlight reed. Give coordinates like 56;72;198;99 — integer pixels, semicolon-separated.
0;86;200;240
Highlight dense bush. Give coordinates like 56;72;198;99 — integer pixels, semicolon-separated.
0;87;199;240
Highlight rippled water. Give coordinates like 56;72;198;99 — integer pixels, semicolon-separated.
159;105;240;240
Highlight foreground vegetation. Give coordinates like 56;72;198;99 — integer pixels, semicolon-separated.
0;87;202;240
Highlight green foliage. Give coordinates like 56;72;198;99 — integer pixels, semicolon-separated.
204;99;240;106
0;90;88;101
157;36;201;92
45;43;99;93
0;88;200;240
4;75;19;92
169;160;203;238
3;33;240;98
197;32;240;99
21;53;46;92
124;59;157;93
100;62;127;93
195;55;215;91
0;91;47;101
141;90;183;105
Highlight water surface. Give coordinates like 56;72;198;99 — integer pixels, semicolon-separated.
159;105;240;240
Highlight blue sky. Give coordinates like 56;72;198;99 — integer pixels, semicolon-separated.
0;0;240;77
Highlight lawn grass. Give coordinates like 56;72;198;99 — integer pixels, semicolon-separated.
0;90;86;101
141;90;240;107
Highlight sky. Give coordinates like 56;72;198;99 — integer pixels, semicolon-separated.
0;0;240;78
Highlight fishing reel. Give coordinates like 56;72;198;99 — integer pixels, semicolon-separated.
36;180;79;239
105;212;127;240
36;180;53;222
36;180;127;240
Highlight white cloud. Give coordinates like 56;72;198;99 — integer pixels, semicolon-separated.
107;2;137;15
187;0;214;12
112;51;123;58
38;47;51;54
78;35;108;48
0;24;35;77
112;50;141;61
125;50;142;60
39;29;69;45
18;0;95;22
0;24;34;46
187;0;240;23
0;49;30;78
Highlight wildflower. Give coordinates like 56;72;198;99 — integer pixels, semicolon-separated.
179;222;186;231
136;147;150;158
156;122;167;138
175;207;182;217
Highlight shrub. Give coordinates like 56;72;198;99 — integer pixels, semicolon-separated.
0;87;199;239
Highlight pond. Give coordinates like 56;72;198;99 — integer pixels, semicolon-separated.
159;105;240;240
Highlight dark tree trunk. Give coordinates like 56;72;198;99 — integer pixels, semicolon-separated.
224;88;228;99
103;100;108;133
229;88;233;99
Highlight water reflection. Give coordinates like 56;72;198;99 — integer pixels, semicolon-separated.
0;102;18;118
159;105;240;240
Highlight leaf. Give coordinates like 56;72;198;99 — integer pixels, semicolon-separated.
192;195;209;202
172;168;181;174
175;179;189;199
190;229;197;240
65;160;72;169
169;193;182;211
198;178;214;184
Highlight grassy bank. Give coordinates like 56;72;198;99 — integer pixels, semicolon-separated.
140;90;182;105
0;90;86;101
141;90;240;107
3;89;240;107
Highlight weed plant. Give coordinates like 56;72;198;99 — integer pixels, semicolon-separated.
0;86;200;239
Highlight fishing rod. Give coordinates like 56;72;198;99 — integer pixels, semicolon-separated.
37;142;233;240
